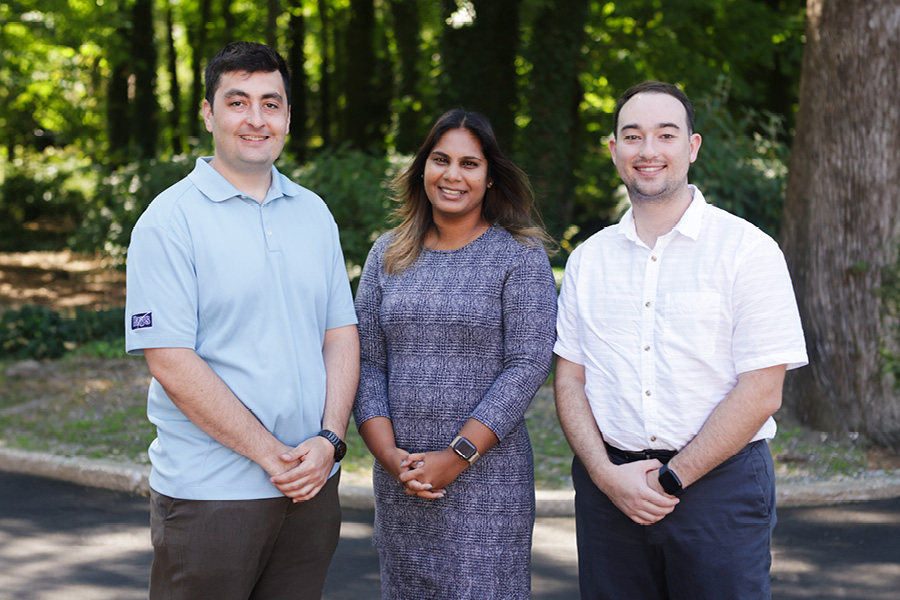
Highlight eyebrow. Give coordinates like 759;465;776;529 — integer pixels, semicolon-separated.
221;89;285;103
620;122;682;133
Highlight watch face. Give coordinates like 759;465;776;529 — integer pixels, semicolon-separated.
454;437;477;459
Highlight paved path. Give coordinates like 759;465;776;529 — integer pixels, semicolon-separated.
2;471;899;599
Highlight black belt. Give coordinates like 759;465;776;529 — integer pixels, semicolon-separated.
604;442;677;464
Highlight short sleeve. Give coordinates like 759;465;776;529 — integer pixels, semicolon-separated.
125;221;199;354
731;236;808;373
553;244;585;365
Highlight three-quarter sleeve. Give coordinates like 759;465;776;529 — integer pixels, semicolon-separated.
470;242;558;440
353;237;391;426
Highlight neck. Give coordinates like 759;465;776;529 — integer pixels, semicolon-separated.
631;187;693;248
209;158;273;203
426;213;490;251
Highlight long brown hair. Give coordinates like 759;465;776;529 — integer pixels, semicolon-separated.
383;108;555;274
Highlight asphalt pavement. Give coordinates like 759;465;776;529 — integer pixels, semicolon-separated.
2;471;899;600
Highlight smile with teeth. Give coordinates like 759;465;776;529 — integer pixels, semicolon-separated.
241;135;268;141
635;165;665;173
439;187;466;196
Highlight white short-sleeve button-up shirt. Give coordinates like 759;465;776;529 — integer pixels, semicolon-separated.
554;186;808;452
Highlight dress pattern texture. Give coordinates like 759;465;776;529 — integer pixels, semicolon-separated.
354;227;558;600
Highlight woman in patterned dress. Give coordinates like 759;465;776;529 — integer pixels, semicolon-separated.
353;109;558;599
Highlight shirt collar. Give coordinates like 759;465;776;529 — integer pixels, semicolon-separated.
617;184;707;244
188;157;303;204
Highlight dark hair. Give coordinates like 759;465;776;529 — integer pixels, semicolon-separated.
612;81;695;138
204;42;291;108
383;108;554;274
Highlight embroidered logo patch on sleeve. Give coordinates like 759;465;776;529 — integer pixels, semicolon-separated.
131;312;153;330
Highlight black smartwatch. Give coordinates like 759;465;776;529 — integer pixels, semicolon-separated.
317;429;347;461
450;435;480;464
658;463;683;496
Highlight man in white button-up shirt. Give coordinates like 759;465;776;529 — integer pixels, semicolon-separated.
554;81;807;599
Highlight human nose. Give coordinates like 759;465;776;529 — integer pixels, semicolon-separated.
442;161;461;180
245;103;264;127
639;137;658;158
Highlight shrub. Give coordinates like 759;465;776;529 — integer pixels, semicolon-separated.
0;149;94;250
691;80;790;238
0;306;125;360
286;146;399;285
69;155;194;265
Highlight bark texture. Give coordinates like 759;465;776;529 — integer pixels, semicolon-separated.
780;0;900;433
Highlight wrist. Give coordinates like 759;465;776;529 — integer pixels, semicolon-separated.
658;463;683;496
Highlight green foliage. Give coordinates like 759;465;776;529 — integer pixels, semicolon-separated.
287;146;397;284
69;155;194;265
691;80;790;238
0;149;94;250
0;306;125;360
0;306;71;359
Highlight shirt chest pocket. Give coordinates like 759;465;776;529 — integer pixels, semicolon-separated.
663;292;723;360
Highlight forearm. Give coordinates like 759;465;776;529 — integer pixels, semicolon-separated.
321;324;360;439
554;356;614;482
668;364;786;488
143;347;290;475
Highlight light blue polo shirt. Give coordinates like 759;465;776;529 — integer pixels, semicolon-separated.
125;157;358;500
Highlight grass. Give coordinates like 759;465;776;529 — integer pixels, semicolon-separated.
1;348;895;489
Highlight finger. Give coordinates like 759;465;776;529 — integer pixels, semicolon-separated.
414;489;446;500
280;445;309;463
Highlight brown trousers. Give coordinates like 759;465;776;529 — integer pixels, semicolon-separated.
149;472;341;600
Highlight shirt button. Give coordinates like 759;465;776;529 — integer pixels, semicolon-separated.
645;301;651;308
267;230;273;236
651;256;658;262
645;390;652;396
644;345;650;351
650;436;657;442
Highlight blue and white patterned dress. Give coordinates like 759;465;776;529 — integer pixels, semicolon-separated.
353;227;558;600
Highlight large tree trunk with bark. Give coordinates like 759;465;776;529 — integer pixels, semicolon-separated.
780;0;900;435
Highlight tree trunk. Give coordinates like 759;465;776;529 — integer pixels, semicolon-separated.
189;0;212;139
439;0;522;148
389;0;423;154
317;0;333;146
165;5;184;156
519;0;589;240
288;2;308;161
345;0;376;151
267;0;280;49
107;5;131;166
780;0;900;435
131;0;159;159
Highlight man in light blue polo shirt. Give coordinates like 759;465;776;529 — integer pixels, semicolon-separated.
125;41;359;600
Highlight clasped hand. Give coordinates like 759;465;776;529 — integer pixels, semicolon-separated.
267;436;335;503
387;448;468;499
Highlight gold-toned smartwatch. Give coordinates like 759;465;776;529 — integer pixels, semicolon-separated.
450;435;480;464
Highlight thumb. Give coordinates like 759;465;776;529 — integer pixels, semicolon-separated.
280;443;309;463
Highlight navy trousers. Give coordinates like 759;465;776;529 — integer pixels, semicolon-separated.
573;441;776;600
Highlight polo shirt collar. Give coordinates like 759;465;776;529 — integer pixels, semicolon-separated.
188;157;303;203
617;184;708;244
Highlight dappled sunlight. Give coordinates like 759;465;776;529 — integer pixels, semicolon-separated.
0;524;149;600
0;250;125;312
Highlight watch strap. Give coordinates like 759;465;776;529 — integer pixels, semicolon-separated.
317;429;347;461
450;435;480;464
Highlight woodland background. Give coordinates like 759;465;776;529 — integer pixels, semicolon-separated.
2;0;899;438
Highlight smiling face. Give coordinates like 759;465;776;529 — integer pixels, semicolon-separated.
423;128;491;223
609;92;701;206
202;69;290;182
